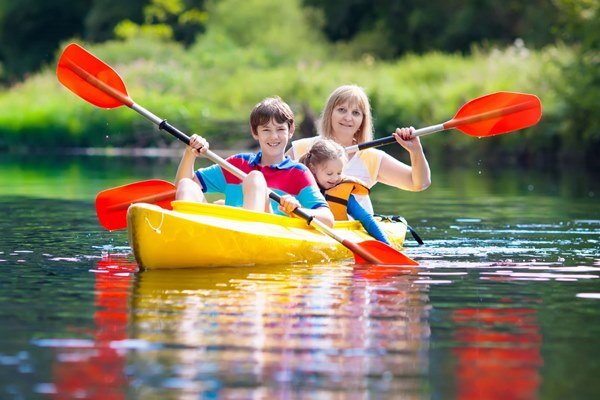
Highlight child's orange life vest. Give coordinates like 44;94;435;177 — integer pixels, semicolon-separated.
323;177;370;220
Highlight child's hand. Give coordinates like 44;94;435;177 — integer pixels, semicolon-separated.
393;127;422;152
188;134;209;156
278;194;300;216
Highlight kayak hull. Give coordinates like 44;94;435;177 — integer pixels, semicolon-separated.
127;201;407;269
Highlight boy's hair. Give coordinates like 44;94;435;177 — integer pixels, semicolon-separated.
299;138;347;168
250;96;295;134
319;84;374;143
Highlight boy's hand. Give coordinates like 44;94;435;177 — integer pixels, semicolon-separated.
278;194;301;216
188;134;209;156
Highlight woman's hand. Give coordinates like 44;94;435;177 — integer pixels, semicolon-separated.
392;127;422;153
278;194;301;216
187;134;209;156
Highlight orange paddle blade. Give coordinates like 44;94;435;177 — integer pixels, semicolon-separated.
96;180;176;231
448;92;542;137
350;240;419;265
57;43;132;108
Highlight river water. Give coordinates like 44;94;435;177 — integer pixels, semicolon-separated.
0;154;598;399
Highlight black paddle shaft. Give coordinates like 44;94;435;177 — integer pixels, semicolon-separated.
356;135;397;150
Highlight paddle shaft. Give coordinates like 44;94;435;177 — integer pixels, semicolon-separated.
345;100;538;153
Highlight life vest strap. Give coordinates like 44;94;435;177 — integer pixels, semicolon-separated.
324;194;348;206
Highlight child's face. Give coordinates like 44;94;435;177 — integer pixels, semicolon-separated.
253;118;293;159
331;101;364;140
311;158;344;190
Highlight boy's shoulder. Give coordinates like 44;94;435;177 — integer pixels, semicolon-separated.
227;152;256;161
284;156;309;170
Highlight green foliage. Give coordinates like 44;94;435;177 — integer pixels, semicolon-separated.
114;0;207;44
197;0;327;65
551;0;599;162
0;0;90;82
304;0;561;58
0;0;597;167
0;0;572;81
0;37;590;166
84;0;146;42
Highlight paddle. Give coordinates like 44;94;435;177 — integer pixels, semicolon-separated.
96;179;176;231
345;91;542;152
57;42;416;265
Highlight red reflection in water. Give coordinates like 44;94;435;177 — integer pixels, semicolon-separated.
352;264;417;282
51;255;137;399
453;307;543;400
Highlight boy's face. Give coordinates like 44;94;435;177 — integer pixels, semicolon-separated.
252;118;294;159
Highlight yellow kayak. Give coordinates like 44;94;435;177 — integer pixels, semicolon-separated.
127;201;408;269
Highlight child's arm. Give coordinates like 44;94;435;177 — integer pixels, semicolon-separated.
308;205;335;228
175;134;209;185
347;195;391;244
279;195;335;228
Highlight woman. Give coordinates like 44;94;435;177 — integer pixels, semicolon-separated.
287;84;431;213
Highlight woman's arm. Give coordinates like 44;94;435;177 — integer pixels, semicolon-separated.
377;127;431;191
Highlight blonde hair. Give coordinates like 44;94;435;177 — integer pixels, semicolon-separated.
299;139;347;169
319;85;374;143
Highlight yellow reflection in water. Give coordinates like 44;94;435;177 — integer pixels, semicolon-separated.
131;263;430;396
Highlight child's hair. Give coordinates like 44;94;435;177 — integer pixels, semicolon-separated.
299;139;347;169
319;85;374;143
250;96;295;134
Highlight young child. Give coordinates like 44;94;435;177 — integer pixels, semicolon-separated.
175;96;334;227
299;139;391;244
287;84;431;214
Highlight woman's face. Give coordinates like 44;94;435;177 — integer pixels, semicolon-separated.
311;158;344;190
330;101;364;142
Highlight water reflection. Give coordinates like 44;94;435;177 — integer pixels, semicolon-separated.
41;255;137;398
1;156;599;398
129;263;430;397
452;307;542;400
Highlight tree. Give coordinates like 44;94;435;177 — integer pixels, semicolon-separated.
553;0;599;161
85;0;146;42
0;0;146;83
0;0;90;82
303;0;561;58
114;0;207;45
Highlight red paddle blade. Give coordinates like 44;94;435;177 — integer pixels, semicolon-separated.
57;43;131;108
350;240;419;265
448;92;542;137
96;180;176;231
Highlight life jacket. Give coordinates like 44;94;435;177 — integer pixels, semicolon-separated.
323;177;370;221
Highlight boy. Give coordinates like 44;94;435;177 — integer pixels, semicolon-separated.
175;96;334;227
